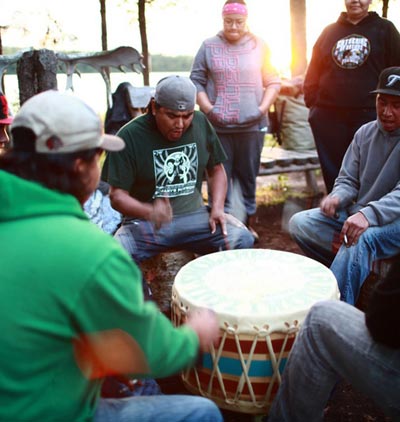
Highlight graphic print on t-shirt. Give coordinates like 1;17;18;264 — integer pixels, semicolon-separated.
332;34;371;69
153;143;198;198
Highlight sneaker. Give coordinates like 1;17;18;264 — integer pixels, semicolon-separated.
248;225;259;243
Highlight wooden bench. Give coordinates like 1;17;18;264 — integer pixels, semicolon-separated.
259;146;321;195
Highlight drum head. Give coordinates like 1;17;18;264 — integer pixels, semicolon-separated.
173;249;339;333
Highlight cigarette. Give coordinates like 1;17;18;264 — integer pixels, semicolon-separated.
344;234;348;246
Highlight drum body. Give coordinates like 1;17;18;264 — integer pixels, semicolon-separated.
171;249;339;414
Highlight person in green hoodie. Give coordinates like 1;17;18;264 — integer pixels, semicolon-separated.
0;90;222;422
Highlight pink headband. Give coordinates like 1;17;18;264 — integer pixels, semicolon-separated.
222;3;248;16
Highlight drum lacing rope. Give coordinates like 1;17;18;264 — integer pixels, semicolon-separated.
172;294;302;411
181;324;230;399
229;324;281;407
264;321;300;403
187;320;301;409
226;321;300;409
232;325;260;405
211;323;268;407
206;323;233;399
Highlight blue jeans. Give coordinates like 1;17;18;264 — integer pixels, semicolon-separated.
218;131;264;217
268;301;400;421
289;208;400;304
114;206;254;263
95;394;223;422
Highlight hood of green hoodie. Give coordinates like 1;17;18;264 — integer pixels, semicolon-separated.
0;170;88;222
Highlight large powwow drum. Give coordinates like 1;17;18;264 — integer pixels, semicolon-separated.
171;249;339;414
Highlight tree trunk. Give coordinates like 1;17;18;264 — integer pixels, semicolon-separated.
99;0;110;107
290;0;307;78
138;0;150;86
17;49;58;105
99;0;108;51
382;0;389;17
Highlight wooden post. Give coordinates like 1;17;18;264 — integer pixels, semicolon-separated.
17;49;58;105
290;0;307;77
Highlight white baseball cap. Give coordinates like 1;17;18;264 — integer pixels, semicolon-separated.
11;90;125;153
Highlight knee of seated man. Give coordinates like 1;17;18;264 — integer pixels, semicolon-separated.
360;226;376;242
243;229;255;248
354;228;377;251
288;210;309;237
230;227;254;249
225;216;255;248
288;213;299;236
306;300;348;333
114;226;138;257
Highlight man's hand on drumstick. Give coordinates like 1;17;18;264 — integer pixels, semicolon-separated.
185;309;220;352
149;197;172;230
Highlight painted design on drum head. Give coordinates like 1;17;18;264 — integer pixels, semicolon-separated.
173;249;339;333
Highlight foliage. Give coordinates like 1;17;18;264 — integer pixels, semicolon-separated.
151;54;193;71
256;173;316;206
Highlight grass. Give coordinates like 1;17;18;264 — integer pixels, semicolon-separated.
256;171;320;206
256;133;322;205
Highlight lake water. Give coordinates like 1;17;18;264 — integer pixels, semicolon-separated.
3;71;189;118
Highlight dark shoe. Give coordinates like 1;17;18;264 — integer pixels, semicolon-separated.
248;225;259;243
246;215;259;243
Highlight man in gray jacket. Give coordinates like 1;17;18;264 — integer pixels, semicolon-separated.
289;66;400;305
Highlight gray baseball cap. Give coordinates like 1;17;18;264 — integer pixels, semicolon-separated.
155;75;196;111
370;67;400;97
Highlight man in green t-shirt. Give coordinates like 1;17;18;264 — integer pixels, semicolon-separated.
102;75;254;269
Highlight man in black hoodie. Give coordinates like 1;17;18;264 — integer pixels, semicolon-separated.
268;260;400;421
304;0;400;192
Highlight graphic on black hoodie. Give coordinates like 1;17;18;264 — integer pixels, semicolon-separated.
332;34;371;69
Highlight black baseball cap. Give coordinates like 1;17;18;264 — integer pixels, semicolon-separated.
370;66;400;97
